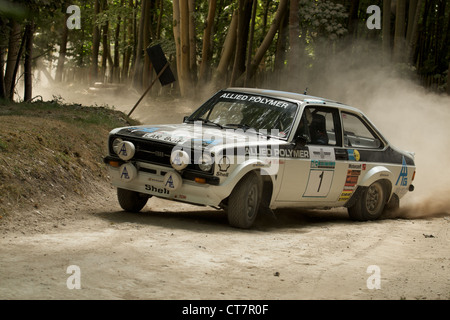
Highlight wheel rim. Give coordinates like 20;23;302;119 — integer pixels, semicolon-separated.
366;183;384;215
246;184;258;218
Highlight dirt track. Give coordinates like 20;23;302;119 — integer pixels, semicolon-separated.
0;183;448;300
1;84;449;301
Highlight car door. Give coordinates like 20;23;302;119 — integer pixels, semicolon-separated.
276;105;347;203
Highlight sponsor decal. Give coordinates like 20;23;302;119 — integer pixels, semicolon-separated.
145;184;170;194
395;156;408;186
144;131;187;144
311;160;335;169
220;93;291;109
309;146;335;160
245;146;309;159
348;149;360;161
338;169;361;201
217;156;231;177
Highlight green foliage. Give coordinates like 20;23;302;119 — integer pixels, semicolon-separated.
300;0;348;41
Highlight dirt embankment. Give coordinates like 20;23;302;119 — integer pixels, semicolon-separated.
0;99;138;229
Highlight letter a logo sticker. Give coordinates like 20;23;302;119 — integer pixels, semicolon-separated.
119;143;128;156
165;174;174;189
121;166;129;180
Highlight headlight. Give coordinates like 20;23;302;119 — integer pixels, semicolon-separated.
112;138;123;154
198;154;213;172
113;138;136;161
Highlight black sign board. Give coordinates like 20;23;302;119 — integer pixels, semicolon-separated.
146;44;175;86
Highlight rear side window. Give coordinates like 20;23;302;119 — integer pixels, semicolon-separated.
341;112;383;149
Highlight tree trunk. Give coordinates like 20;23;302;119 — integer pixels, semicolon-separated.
230;0;252;86
238;0;288;84
447;61;450;95
56;10;69;82
347;0;360;38
113;0;123;83
382;0;391;61
188;0;197;84
24;20;35;102
173;0;181;93
91;0;101;83
133;0;148;90
156;0;163;39
393;0;407;62
244;0;257;87
406;0;418;44
288;0;300;90
101;0;111;82
0;17;6;99
142;0;152;89
121;0;134;82
274;6;288;85
4;20;22;100
199;0;217;84
178;0;192;96
214;10;238;86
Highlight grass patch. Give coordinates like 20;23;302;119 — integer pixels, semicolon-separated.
0;138;7;151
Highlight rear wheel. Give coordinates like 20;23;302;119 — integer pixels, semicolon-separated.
227;172;262;229
348;181;387;221
117;188;149;213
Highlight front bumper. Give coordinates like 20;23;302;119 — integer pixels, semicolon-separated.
104;156;225;207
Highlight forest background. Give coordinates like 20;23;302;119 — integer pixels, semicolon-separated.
0;0;449;104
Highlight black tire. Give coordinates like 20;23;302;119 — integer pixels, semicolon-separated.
227;172;262;229
348;181;387;221
117;188;149;213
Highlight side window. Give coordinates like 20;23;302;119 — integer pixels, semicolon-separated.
296;106;339;146
342;112;383;149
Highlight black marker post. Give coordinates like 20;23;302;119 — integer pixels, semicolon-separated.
128;44;176;118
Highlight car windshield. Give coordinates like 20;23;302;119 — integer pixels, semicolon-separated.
187;91;298;139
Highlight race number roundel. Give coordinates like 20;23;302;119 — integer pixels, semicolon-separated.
116;141;135;161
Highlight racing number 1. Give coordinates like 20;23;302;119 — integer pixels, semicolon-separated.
303;169;334;197
317;171;324;192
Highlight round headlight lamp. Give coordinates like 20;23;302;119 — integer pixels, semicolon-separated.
112;138;123;154
198;154;213;172
113;139;135;161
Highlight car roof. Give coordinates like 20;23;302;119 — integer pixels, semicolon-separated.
226;87;361;113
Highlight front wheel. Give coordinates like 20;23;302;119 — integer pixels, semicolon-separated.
117;188;150;213
227;172;262;229
348;181;387;221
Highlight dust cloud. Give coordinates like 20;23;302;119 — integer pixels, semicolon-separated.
32;40;450;219
285;41;450;219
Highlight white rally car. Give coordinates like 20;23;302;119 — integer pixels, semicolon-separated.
104;88;416;228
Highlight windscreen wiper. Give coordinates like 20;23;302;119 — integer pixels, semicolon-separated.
188;117;223;129
225;123;270;139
